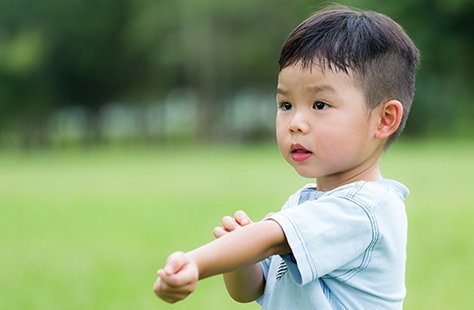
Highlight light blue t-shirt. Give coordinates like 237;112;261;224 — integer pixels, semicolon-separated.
257;180;408;310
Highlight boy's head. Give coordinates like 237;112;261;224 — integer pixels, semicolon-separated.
279;5;420;148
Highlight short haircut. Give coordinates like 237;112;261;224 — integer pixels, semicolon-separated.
279;5;420;148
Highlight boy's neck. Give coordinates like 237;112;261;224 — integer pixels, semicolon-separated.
315;157;383;192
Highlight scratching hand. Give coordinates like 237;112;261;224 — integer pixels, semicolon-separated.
153;252;198;303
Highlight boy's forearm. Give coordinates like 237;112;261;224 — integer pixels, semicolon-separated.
187;220;290;280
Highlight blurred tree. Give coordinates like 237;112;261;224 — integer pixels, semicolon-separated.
0;0;473;148
0;0;181;146
359;0;474;137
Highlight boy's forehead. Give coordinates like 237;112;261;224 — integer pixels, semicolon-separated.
279;60;359;77
277;63;362;92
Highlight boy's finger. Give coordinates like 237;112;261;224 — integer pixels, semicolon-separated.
164;252;188;275
234;210;253;226
154;277;191;303
155;280;196;303
264;212;276;219
221;216;240;231
159;262;198;288
213;227;228;238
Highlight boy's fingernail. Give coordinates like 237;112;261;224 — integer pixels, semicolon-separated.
241;218;248;225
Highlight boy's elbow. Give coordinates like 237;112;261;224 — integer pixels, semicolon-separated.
229;291;262;303
224;267;265;304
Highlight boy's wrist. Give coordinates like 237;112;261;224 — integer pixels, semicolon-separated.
185;250;206;280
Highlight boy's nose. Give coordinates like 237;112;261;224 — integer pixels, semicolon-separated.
288;113;309;134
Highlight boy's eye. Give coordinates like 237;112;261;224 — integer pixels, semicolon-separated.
314;101;329;110
281;102;292;110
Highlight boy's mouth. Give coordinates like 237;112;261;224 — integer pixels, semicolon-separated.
290;143;312;162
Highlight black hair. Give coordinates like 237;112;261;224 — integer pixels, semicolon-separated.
279;5;420;148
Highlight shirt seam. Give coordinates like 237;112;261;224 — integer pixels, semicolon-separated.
277;212;320;281
327;184;388;282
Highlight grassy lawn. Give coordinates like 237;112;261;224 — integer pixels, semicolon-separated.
0;139;473;309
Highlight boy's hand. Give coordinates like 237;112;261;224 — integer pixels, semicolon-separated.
213;211;276;238
213;210;253;238
153;252;198;303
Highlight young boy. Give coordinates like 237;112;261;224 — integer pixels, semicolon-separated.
153;5;419;309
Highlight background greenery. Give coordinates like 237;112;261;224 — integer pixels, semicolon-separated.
1;0;473;309
1;0;473;147
1;140;473;309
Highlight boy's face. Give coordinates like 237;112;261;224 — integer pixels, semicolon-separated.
276;64;383;191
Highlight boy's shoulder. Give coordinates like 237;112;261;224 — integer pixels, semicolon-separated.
284;179;408;210
328;179;409;201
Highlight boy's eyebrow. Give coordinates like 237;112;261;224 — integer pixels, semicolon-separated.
310;84;337;94
276;87;286;95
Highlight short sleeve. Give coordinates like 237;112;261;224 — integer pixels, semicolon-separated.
260;256;272;280
256;257;272;306
268;195;374;285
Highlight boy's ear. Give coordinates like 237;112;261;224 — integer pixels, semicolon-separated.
374;100;403;140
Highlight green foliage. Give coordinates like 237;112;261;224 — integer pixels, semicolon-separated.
0;0;473;144
0;140;473;309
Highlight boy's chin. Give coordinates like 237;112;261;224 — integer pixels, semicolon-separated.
292;167;318;179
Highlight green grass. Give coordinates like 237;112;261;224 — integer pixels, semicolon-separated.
1;140;473;310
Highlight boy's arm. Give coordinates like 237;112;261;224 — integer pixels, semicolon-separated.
222;262;264;303
214;210;274;303
153;220;290;303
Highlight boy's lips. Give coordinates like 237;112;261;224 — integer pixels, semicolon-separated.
290;143;312;162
